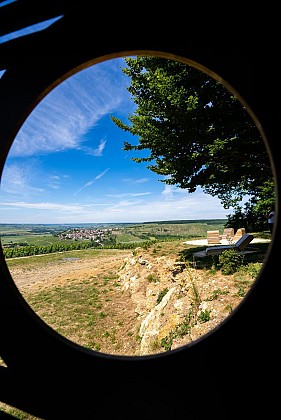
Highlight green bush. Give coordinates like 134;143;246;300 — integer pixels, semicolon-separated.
218;249;244;275
240;262;263;278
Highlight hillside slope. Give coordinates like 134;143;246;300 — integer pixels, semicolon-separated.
7;241;260;356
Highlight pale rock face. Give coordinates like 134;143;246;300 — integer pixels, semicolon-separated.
139;287;177;354
117;246;255;356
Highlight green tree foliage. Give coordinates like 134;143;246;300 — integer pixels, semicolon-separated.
2;240;157;259
226;180;275;231
111;56;275;229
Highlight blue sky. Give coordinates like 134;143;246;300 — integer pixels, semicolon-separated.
0;57;232;224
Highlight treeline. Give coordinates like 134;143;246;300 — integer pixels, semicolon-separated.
2;239;158;259
143;219;226;225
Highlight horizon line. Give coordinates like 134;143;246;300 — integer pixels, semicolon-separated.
0;218;227;225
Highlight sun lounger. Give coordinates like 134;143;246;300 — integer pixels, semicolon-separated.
193;233;254;258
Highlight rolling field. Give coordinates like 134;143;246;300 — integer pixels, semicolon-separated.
0;220;227;248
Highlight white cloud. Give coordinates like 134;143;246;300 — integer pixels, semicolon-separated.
134;178;150;184
74;168;110;196
0;189;230;224
0;163;44;196
8;60;131;158
161;184;176;199
107;192;151;198
81;138;107;156
123;177;150;184
0;201;84;211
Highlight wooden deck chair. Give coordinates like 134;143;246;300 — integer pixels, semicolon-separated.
234;228;246;241
221;227;234;241
207;230;221;244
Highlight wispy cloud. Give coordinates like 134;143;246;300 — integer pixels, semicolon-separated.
74;168;110;196
107;192;151;198
0;163;44;196
0;188;229;223
103;188;228;221
161;184;178;199
134;178;150;184
8;59;132;158
47;174;69;190
0;201;83;211
123;177;150;184
80;138;107;156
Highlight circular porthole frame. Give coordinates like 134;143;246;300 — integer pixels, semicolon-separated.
0;10;279;419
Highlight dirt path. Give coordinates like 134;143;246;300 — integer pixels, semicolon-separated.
9;252;129;292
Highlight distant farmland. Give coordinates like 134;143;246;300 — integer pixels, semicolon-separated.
0;220;226;245
0;220;227;258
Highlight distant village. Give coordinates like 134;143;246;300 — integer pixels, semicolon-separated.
57;227;120;243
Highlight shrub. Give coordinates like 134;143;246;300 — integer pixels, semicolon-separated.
218;249;244;275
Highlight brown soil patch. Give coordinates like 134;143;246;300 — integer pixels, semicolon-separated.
10;252;129;291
